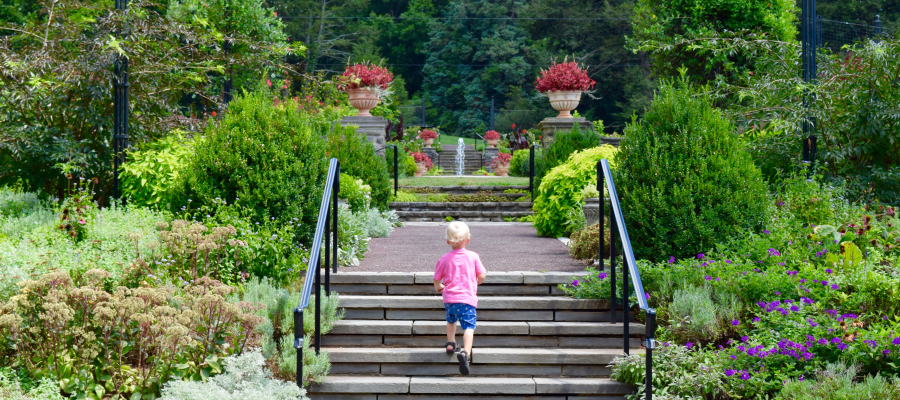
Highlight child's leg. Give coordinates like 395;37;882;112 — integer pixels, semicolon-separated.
462;328;474;355
446;322;457;351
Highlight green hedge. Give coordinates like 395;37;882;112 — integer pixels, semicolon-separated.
615;82;768;261
326;126;391;210
533;145;618;237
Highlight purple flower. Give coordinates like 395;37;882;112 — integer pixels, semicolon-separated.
821;280;828;286
668;256;675;264
571;280;579;287
884;349;891;355
701;262;708;267
807;318;818;327
741;336;749;343
790;305;799;312
740;372;751;380
799;375;805;381
730;354;737;359
786;270;799;276
818;338;827;345
837;343;848;351
705;275;713;281
776;291;782;296
697;253;705;259
831;284;839;290
763;230;771;234
892;337;900;346
825;269;833;274
752;317;760;323
864;340;877;348
598;272;608;280
725;369;736;377
685;342;694;349
645;293;650;300
768;248;781;256
831;337;842;345
826;309;838;316
725;260;732;264
732;319;740;326
799;278;807;283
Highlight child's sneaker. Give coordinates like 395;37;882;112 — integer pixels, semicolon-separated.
457;350;470;375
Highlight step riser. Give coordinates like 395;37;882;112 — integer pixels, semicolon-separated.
329;364;613;377
313;396;628;400
341;309;635;322
390;202;533;211
338;296;608;310
321;335;642;348
333;284;565;296
309;377;635;397
400;186;530;195
328;321;645;337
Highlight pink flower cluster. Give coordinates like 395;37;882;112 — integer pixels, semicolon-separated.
484;130;500;140
491;152;512;169
338;64;394;90
534;61;596;92
412;152;433;169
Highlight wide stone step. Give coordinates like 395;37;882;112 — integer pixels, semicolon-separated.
321;334;642;348
328;321;645;337
309;376;634;397
339;309;634;323
400;185;530;195
330;271;580;296
326;347;628;365
338;296;606;310
390;202;533;211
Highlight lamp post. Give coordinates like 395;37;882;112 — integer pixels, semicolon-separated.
801;0;817;176
113;0;129;201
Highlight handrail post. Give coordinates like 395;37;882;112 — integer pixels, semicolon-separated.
387;145;398;196
315;259;321;355
529;144;536;198
623;257;629;355
598;160;604;271
325;207;331;297
610;216;618;324
293;307;304;387
333;163;340;274
645;310;656;400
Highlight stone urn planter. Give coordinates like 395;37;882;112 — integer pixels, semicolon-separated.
583;197;600;227
486;139;499;147
547;90;581;118
414;162;429;177
347;88;380;116
423;138;435;147
493;163;510;177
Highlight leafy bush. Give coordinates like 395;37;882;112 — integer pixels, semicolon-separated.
326;126;391;210
568;223;610;260
533;145;618;237
337;205;370;266
159;350;308;400
508;149;532;177
535;124;601;188
121;132;195;208
339;174;371;213
611;342;729;399
0;187;45;218
365;208;394;238
392;190;418;202
779;363;900;400
668;285;741;344
616;82;768;261
386;146;418;178
0;368;64;400
0;271;264;399
175;91;329;242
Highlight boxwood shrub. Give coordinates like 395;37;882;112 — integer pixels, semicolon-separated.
326;126;391;210
533;145;618;238
615;82;768;261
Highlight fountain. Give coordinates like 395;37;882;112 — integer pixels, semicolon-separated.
455;138;466;176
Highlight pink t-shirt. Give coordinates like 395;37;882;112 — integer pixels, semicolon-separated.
433;248;486;307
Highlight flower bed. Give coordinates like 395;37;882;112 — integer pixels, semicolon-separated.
534;61;596;92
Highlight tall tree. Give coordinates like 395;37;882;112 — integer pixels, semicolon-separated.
422;0;531;134
270;0;369;73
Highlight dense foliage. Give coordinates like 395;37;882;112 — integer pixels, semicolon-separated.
174;91;330;241
325;126;392;210
120;133;196;208
535;124;601;189
533;145;618;238
616;82;768;261
630;0;797;82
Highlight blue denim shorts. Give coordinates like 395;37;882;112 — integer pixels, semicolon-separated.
444;303;477;330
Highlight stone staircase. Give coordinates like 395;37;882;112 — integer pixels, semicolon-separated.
309;270;641;399
435;150;484;175
392;185;534;222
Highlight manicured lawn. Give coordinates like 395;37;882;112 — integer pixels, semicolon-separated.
400;176;529;186
437;134;479;146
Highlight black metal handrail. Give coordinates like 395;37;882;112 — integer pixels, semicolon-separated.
294;158;340;387
386;145;398;196
529;144;537;199
597;159;656;400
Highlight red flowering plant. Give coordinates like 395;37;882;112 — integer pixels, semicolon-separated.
491;152;513;169
534;61;596;93
337;63;394;90
419;129;438;140
484;130;501;140
412;152;433;170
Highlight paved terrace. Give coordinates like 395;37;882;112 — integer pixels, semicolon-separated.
357;222;585;272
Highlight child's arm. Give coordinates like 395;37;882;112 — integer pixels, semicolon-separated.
476;272;486;285
433;279;444;293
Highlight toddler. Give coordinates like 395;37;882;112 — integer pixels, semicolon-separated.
433;221;486;375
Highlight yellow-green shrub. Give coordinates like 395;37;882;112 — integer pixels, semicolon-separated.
533;145;618;237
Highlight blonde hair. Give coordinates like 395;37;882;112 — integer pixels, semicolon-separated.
446;221;470;244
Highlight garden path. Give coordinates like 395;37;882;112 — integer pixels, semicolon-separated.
357;222;585;272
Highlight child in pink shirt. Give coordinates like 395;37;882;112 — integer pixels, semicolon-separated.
433;221;486;375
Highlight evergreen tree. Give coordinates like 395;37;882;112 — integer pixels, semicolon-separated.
422;0;531;134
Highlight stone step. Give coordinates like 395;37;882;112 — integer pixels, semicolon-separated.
395;211;533;222
328;321;645;337
309;376;634;397
390;202;533;211
329;271;580;297
325;347;629;365
338;296;608;310
320;334;642;348
340;309;634;323
400;185;530;195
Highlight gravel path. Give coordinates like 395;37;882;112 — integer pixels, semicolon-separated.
355;222;587;272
